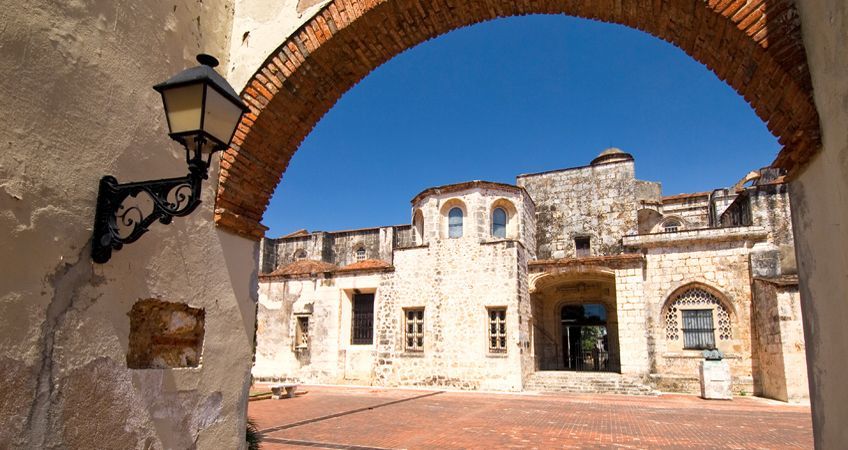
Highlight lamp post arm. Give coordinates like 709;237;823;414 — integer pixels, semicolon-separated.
91;159;209;264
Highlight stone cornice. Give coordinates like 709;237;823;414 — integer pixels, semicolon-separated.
623;226;768;248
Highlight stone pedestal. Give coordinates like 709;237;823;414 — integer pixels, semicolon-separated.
699;360;732;400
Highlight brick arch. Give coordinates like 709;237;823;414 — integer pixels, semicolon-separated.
216;0;820;239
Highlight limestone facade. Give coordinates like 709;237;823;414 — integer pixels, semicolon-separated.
254;150;808;400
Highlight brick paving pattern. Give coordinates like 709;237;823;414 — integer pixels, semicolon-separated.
249;385;813;449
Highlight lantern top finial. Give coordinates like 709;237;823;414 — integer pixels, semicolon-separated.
196;54;219;68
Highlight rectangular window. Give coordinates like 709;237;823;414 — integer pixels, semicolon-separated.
488;307;507;353
681;309;716;350
575;237;591;257
404;308;425;352
295;316;309;349
351;293;374;345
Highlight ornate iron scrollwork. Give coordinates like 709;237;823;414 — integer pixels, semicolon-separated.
91;149;213;264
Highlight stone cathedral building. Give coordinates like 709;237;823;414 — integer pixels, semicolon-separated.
253;149;808;401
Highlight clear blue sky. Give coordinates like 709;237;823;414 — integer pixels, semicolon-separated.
262;15;779;237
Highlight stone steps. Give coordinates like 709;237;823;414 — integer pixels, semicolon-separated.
524;371;659;396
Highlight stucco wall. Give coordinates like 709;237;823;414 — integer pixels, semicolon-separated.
792;0;848;447
227;0;329;89
0;1;260;448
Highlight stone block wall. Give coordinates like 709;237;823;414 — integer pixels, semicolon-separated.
625;234;761;394
262;225;399;272
613;267;650;375
751;278;809;402
518;160;637;259
748;184;794;248
412;181;535;253
660;193;711;230
253;272;386;383
375;238;527;391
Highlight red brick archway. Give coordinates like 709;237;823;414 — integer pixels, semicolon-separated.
216;0;820;239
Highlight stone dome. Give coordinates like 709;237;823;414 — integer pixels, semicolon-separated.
591;147;634;166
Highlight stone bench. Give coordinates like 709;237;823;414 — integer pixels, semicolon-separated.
270;383;298;399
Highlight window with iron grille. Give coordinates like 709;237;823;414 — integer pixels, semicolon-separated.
488;308;507;353
574;236;591;257
404;308;424;352
295;316;309;349
355;247;366;262
665;288;731;343
351;293;374;345
681;309;716;350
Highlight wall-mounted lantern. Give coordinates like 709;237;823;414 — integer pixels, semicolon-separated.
91;54;247;263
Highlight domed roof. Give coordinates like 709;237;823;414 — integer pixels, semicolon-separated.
591;147;634;166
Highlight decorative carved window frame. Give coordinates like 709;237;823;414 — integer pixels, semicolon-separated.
663;286;733;353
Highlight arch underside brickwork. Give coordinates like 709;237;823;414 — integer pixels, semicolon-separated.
217;0;820;239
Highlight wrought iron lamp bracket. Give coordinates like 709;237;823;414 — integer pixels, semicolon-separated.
91;137;224;263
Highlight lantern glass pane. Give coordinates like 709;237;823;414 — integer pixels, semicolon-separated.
203;87;243;147
161;84;203;135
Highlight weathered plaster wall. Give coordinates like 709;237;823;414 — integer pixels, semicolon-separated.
792;0;848;446
0;1;259;448
227;0;328;89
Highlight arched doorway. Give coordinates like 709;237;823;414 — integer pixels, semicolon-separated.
561;304;614;372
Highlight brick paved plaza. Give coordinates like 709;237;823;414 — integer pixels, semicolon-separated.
249;385;812;449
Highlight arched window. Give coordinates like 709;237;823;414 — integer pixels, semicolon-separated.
355;247;366;262
664;287;732;350
293;249;307;260
412;210;424;245
448;207;463;238
492;207;507;238
663;219;682;233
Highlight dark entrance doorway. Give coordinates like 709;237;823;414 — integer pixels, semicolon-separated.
561;304;611;372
